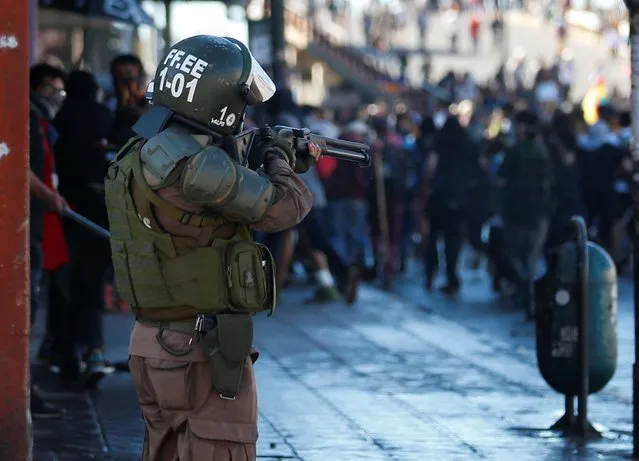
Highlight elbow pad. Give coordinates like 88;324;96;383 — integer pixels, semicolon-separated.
180;145;274;222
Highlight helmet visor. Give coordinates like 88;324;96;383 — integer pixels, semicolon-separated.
244;54;276;105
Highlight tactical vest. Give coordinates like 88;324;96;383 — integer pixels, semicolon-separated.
104;137;276;320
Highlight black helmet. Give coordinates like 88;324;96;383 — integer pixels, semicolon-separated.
134;35;275;139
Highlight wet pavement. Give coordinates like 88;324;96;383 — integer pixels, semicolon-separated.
33;268;636;460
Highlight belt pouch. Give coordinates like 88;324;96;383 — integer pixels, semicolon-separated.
200;313;253;399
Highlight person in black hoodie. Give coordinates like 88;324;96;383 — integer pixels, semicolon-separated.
587;106;632;265
543;111;586;251
423;115;476;294
498;110;555;319
53;70;114;386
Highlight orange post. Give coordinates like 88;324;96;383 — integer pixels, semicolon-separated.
0;1;32;460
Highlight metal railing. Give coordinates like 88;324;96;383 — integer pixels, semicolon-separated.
284;7;408;100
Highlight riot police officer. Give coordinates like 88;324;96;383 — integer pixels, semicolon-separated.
104;35;319;461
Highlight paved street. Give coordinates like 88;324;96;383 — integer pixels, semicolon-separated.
337;9;628;99
418;11;629;98
33;267;636;460
394;256;635;413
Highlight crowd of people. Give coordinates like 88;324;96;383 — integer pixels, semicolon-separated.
248;51;634;323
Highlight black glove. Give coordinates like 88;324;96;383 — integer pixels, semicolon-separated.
261;139;296;168
293;151;315;174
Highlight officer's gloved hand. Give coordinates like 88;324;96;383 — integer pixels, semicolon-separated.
261;139;296;168
293;154;313;174
294;142;322;174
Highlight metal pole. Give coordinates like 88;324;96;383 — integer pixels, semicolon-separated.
573;216;589;435
163;0;172;52
630;13;639;457
565;395;575;425
63;209;110;239
0;1;31;459
634;240;639;453
270;0;286;84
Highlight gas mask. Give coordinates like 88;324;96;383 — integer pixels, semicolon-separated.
38;92;65;119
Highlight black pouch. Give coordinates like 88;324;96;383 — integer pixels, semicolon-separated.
200;313;253;400
225;241;276;314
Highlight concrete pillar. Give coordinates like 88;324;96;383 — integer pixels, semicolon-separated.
0;0;32;459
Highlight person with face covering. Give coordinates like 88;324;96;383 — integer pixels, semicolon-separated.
588;107;632;266
29;63;69;419
498;111;555;319
325;120;373;273
107;54;149;148
422;115;476;294
53;70;115;386
297;117;362;303
543;111;586;251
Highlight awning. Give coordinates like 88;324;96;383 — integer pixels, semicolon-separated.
39;0;156;27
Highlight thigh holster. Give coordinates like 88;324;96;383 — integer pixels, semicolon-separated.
200;313;253;400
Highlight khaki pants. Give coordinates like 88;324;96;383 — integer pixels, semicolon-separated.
129;323;258;461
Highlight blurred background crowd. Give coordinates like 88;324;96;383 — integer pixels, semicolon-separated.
28;0;633;418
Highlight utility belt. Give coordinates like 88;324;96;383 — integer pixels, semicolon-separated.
138;313;253;401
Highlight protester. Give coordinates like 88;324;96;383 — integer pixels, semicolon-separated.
53;70;115;385
29;63;68;419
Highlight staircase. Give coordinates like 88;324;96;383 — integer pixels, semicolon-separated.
284;8;408;104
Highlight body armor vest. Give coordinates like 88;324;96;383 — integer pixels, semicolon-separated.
104;137;276;320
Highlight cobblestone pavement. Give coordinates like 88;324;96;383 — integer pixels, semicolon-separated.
394;257;635;414
32;269;636;460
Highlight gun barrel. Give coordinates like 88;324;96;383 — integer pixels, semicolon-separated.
324;146;371;166
311;135;371;166
324;137;369;152
269;126;371;167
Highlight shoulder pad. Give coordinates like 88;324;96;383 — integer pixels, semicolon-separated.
140;125;204;186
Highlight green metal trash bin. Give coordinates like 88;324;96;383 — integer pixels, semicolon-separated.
535;241;618;396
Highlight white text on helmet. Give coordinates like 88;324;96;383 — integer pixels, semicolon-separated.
158;49;210;103
163;49;209;79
